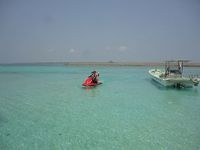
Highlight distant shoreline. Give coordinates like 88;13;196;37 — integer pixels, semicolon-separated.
1;62;200;67
64;62;200;67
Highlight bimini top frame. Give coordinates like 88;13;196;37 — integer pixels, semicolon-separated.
165;60;190;77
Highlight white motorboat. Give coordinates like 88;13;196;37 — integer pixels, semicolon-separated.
149;60;200;88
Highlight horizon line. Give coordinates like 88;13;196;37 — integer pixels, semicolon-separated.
1;61;200;67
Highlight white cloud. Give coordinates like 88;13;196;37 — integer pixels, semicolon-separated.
69;48;75;53
119;46;128;52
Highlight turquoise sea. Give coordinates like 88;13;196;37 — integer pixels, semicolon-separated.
0;65;200;150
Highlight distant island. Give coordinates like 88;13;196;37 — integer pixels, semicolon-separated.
1;61;200;67
64;62;200;67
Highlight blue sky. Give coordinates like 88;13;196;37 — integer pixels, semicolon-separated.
0;0;200;63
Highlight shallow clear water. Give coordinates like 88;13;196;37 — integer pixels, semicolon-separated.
0;65;200;150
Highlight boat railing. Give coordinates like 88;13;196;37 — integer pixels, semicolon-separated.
188;74;200;79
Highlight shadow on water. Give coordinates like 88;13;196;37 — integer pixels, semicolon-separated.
81;85;102;97
82;86;97;91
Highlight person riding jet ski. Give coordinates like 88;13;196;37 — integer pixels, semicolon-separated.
90;71;99;83
82;71;102;86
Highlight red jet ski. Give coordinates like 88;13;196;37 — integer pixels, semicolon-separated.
82;71;102;86
82;77;102;86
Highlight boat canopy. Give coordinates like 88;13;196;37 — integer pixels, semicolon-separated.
165;60;190;76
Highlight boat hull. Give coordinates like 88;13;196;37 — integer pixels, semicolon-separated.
149;69;196;88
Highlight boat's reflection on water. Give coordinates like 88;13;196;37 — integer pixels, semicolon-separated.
82;86;96;91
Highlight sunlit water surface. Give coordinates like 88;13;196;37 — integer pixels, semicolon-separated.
0;65;200;150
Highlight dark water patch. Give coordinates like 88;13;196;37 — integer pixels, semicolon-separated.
6;133;10;136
